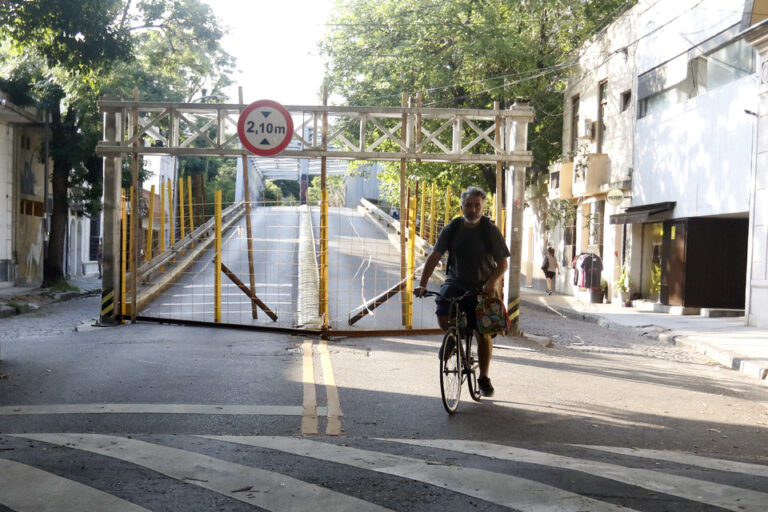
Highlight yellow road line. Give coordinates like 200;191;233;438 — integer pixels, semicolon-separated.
301;340;318;435
318;340;343;436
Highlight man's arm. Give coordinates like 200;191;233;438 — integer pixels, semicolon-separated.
482;256;508;295
414;249;444;297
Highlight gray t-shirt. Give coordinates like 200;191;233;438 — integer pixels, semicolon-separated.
435;217;510;290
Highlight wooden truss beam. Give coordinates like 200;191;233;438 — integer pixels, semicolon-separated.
97;99;534;165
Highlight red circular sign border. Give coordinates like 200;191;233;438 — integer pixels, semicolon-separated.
237;100;294;157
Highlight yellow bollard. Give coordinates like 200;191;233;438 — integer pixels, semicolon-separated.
490;192;496;223
187;175;194;242
146;184;155;262
501;209;507;240
121;191;127;322
214;189;222;323
179;177;186;240
159;181;165;270
429;183;437;245
129;186;135;277
167;179;175;245
444;185;452;227
320;189;329;326
419;181;427;239
406;196;417;329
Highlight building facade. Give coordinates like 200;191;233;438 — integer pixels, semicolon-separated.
0;94;48;286
527;0;767;325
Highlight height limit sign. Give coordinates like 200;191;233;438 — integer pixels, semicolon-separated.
237;100;294;156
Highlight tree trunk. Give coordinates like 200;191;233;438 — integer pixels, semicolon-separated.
42;159;69;286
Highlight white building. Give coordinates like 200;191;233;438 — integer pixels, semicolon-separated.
531;0;766;323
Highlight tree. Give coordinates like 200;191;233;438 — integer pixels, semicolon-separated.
0;0;233;285
307;175;345;207
321;0;634;204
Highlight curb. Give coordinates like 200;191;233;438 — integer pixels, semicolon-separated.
669;335;768;386
0;288;100;320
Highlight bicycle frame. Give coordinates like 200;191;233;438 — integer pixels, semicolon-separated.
418;289;482;413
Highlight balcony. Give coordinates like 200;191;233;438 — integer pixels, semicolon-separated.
572;153;610;197
548;161;573;200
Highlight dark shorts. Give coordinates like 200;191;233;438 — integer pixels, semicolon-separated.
544;270;555;279
435;283;479;331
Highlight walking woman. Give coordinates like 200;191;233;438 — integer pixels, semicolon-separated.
543;247;559;295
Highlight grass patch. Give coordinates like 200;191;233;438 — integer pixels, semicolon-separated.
7;301;33;314
42;280;80;297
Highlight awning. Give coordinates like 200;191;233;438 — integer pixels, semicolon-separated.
609;201;676;225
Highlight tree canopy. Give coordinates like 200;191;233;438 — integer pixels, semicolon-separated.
321;0;635;206
0;0;234;284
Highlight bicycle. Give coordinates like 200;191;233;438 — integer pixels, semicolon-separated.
418;290;482;414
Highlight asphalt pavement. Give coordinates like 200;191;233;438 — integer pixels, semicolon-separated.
2;274;767;387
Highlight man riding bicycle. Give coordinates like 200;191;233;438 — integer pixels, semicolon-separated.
414;186;509;397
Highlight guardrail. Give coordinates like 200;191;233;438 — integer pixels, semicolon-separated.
125;200;245;313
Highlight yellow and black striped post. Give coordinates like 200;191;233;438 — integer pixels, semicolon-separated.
101;288;115;319
507;296;520;336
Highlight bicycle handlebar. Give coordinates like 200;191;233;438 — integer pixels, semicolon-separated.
415;289;480;302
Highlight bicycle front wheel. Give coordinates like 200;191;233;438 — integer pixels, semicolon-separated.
465;332;482;402
440;328;462;414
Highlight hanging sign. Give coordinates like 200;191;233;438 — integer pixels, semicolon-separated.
237;100;294;156
606;188;625;206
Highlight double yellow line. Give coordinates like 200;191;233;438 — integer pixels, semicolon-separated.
302;340;343;436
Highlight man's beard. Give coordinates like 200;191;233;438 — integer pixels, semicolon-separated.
464;214;481;225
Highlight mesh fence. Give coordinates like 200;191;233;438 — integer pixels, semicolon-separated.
123;186;504;334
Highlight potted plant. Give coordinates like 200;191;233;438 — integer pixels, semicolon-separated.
650;262;661;302
614;265;631;306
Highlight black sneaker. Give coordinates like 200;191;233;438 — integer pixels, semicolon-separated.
438;337;457;360
478;376;495;397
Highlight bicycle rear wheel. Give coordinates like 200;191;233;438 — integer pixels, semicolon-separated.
464;332;482;402
439;328;462;414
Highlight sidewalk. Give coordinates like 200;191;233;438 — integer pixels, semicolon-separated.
519;287;768;386
0;275;102;318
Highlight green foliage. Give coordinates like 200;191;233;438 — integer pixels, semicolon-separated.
272;180;301;203
545;199;576;232
0;0;234;283
307;175;346;207
206;159;236;208
321;0;635;195
615;264;630;292
263;180;283;204
650;262;661;294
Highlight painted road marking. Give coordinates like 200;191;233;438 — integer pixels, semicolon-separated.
0;457;150;512
302;340;318;435
391;439;768;512
204;436;638;512
13;433;392;512
318;340;343;436
575;444;768;477
0;404;328;417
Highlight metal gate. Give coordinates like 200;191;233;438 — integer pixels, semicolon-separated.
97;95;533;337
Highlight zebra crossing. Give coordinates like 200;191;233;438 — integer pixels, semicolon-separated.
1;433;765;511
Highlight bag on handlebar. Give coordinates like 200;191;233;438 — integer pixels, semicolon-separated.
475;295;510;335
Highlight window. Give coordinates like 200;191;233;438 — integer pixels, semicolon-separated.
638;39;755;119
620;90;632;112
570;95;580;153
550;171;560;190
597;81;607;153
589;200;605;259
563;213;576;267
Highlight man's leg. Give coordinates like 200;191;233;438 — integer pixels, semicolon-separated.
476;332;492;378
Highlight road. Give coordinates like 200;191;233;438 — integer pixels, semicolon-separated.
1;294;767;511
